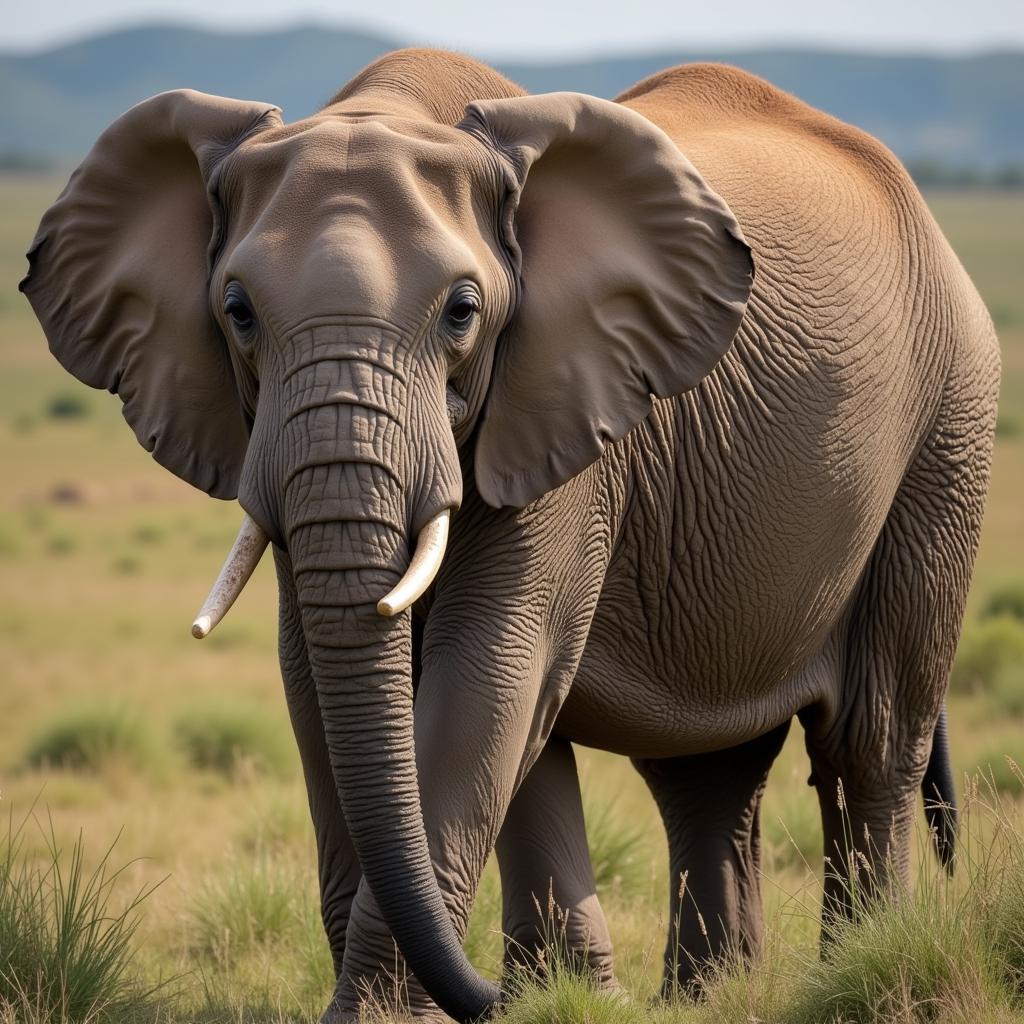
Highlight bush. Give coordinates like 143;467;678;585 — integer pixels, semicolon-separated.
983;581;1024;623
23;705;158;775
950;616;1024;694
174;702;293;779
986;664;1024;718
46;532;77;556
0;809;159;1023
45;393;90;420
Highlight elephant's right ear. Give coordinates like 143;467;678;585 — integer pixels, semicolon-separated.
20;90;282;499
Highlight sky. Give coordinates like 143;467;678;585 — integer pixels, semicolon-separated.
3;0;1023;56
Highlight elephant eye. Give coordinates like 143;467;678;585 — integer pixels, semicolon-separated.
223;285;256;338
443;285;481;340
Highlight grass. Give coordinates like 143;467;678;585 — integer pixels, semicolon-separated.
173;703;295;780
0;808;161;1024
189;856;303;959
584;794;649;898
949;616;1024;695
1;181;1023;1022
22;705;162;776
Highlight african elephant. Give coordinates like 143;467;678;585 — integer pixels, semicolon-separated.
22;48;999;1023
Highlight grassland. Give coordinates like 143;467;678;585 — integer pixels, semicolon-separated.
1;176;1023;1023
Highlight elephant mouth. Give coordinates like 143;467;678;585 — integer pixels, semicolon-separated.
190;506;451;639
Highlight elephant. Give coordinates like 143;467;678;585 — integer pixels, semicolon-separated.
21;47;999;1023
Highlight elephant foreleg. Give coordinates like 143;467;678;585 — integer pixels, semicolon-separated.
633;721;790;996
496;735;616;988
275;548;361;975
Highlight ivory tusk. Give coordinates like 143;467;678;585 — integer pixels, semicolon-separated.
377;508;450;618
191;514;270;639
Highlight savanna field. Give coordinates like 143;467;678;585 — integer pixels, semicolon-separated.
2;175;1024;1023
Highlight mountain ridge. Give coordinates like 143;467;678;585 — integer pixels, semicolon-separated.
2;23;1021;171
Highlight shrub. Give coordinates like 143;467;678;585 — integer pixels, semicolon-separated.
174;703;293;779
995;412;1021;438
129;523;165;547
45;392;90;420
983;581;1024;623
986;664;1024;718
0;809;159;1023
46;532;77;556
950;616;1024;694
23;705;158;775
110;555;141;576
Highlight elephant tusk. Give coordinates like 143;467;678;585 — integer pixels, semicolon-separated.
191;514;270;639
377;508;450;617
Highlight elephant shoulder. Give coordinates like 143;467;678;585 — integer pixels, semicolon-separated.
328;49;527;125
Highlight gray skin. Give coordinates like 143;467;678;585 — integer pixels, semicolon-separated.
22;49;999;1024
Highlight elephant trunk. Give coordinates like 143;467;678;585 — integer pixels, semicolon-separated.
275;349;494;1021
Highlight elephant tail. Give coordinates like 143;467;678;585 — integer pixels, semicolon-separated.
921;704;957;874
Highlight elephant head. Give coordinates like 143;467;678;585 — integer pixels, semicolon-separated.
22;77;752;1022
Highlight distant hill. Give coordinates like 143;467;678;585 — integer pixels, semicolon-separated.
2;24;1022;174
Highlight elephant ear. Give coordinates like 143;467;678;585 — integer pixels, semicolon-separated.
20;90;282;499
461;92;754;508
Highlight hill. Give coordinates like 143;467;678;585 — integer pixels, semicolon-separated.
1;24;1022;173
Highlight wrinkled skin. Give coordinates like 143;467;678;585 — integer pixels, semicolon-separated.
22;49;1000;1023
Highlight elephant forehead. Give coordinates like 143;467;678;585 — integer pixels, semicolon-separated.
222;115;487;235
216;116;500;324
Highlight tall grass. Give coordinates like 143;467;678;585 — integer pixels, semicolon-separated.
491;776;1024;1024
0;807;160;1024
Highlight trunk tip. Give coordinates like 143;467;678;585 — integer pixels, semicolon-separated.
192;615;212;639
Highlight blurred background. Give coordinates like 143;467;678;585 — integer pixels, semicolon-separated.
2;2;1023;1022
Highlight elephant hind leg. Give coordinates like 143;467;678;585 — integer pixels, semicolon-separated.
802;349;996;930
633;720;790;997
496;736;616;989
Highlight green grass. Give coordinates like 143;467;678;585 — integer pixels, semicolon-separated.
949;616;1024;695
22;705;162;776
0;808;160;1024
983;580;1024;623
173;703;295;780
189;856;303;959
584;794;650;898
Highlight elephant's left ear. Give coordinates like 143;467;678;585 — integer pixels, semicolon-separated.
460;92;754;508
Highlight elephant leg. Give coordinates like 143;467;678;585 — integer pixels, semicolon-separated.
496;735;616;988
275;549;360;976
802;367;993;932
633;721;790;996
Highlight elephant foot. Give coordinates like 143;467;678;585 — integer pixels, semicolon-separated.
322;975;451;1023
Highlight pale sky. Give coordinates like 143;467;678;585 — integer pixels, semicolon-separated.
3;0;1023;56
